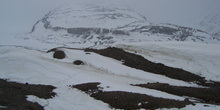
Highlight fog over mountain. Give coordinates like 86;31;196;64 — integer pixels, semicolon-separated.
1;0;220;38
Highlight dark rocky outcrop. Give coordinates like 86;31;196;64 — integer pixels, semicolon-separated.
0;79;56;110
73;60;84;65
133;83;220;104
70;82;193;109
67;27;129;36
53;50;66;59
85;47;206;83
91;91;192;109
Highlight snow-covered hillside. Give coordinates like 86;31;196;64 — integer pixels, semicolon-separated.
1;1;220;110
1;42;220;109
16;4;220;49
192;12;220;38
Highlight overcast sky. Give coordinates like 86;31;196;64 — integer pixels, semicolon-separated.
1;0;220;37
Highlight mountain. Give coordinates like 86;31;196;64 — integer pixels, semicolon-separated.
18;4;220;49
192;13;220;38
1;3;220;110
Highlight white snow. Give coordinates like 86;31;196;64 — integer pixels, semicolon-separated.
1;41;220;109
0;0;220;110
117;42;220;81
44;4;146;29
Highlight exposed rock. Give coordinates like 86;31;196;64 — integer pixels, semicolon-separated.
73;60;84;65
0;79;56;110
70;82;193;109
85;47;206;83
91;91;193;109
133;83;220;104
70;82;101;94
53;50;66;59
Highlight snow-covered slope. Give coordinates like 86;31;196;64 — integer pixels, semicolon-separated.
192;13;220;38
17;4;220;49
33;4;147;29
1;42;220;109
1;2;220;110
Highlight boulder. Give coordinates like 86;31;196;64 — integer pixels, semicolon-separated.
73;60;84;65
53;50;66;59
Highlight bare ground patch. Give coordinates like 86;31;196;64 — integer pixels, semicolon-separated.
132;83;220;105
69;82;102;95
70;82;193;109
85;47;220;87
83;47;220;108
0;79;56;110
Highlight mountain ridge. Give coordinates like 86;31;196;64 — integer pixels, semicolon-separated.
22;4;219;48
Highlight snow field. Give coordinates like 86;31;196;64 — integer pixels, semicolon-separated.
1;41;220;109
117;42;220;81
